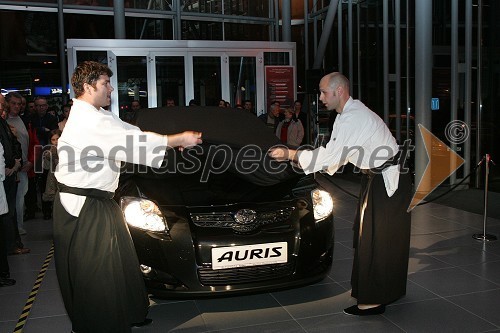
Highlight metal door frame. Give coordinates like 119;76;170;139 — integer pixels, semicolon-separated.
67;39;295;116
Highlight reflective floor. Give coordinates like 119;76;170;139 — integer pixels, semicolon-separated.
1;175;500;333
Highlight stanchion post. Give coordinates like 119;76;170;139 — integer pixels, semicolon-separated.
473;154;497;241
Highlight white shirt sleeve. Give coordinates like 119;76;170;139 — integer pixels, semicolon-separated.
297;109;364;175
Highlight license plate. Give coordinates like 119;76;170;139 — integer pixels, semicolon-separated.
211;242;288;270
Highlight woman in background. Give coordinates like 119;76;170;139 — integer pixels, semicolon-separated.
275;108;304;148
42;129;61;206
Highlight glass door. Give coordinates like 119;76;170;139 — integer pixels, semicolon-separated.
191;55;222;107
155;55;186;107
229;56;256;111
115;56;148;120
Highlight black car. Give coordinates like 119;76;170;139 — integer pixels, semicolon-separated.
116;106;335;298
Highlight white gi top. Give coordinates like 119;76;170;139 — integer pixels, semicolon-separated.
297;97;401;196
55;99;168;216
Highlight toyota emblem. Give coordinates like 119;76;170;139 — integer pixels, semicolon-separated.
233;209;257;225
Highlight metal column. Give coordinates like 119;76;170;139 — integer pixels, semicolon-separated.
475;0;483;187
57;0;68;104
304;0;309;70
348;0;353;92
113;0;126;38
450;0;459;185
282;0;291;42
313;0;340;69
464;0;472;181
395;0;402;143
414;0;433;191
337;0;343;72
383;0;389;124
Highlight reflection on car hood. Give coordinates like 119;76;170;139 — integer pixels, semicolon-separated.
123;172;315;206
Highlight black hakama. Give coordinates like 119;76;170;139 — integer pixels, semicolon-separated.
53;185;149;333
351;170;412;305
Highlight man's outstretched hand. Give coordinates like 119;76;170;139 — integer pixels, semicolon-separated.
268;146;297;162
168;131;203;150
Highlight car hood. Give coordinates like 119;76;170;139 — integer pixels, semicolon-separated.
119;106;308;206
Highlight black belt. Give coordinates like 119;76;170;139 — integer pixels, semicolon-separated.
360;149;405;175
57;183;114;200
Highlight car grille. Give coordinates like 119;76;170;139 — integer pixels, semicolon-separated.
198;262;295;285
190;206;295;233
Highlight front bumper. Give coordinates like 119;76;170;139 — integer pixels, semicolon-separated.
129;200;334;298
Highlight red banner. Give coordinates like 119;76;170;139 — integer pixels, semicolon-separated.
265;66;295;111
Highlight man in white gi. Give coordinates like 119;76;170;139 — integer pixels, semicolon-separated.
53;61;202;333
270;72;412;316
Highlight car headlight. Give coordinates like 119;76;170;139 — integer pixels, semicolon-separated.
120;197;168;232
311;189;334;222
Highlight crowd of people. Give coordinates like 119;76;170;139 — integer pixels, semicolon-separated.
122;96;308;147
0;92;71;288
257;99;307;147
126;97;309;147
214;98;308;146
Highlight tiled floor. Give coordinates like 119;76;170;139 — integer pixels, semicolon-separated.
1;175;500;333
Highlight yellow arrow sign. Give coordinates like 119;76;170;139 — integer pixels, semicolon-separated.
408;124;465;211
